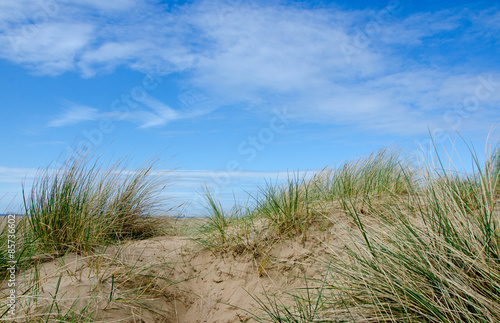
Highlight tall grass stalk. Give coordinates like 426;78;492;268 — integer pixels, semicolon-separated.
326;148;414;199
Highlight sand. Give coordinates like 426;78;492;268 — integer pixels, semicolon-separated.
1;218;338;322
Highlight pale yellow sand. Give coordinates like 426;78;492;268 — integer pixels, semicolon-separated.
1;217;338;322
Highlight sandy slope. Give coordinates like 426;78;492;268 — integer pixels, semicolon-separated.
2;228;336;322
167;237;327;322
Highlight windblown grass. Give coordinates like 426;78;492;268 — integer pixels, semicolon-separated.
190;140;500;322
255;174;315;237
1;150;177;321
193;188;266;257
252;141;500;322
0;221;12;278
323;148;414;199
22;151;173;255
2;136;500;322
198;148;415;251
0;217;33;282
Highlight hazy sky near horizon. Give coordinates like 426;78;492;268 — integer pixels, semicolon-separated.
1;0;500;213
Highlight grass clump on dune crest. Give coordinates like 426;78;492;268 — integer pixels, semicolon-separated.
193;188;265;256
255;174;315;237
193;187;231;249
1;150;177;322
252;148;415;239
22;151;173;255
324;148;415;199
195;148;417;262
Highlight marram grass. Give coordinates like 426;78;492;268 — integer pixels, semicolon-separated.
249;143;500;322
22;151;172;255
1;138;499;322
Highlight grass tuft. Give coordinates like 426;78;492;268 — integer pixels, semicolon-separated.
255;174;314;237
22;151;173;255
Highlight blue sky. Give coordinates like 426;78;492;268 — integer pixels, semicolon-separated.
1;0;499;214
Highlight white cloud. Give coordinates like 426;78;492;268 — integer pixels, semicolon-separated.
1;1;499;135
48;94;216;129
0;22;95;75
48;103;100;127
188;3;382;96
378;10;462;45
138;94;220;128
137;96;179;128
81;41;145;63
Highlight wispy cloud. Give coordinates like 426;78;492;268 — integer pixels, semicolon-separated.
1;1;499;135
48;103;100;127
1;22;95;75
0;166;39;183
132;95;218;128
48;94;216;129
377;10;462;45
60;0;141;11
137;96;179;128
176;169;318;181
